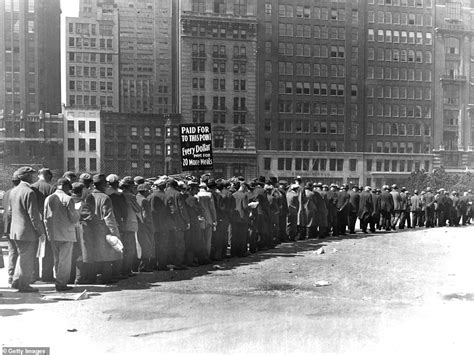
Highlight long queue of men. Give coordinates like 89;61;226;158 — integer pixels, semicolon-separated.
3;167;474;293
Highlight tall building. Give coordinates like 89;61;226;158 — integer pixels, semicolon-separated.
65;0;175;114
0;0;61;114
65;0;120;111
257;0;435;186
433;0;474;171
178;0;258;179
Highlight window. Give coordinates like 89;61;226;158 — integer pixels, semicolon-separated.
67;120;75;133
79;138;86;151
89;139;96;151
234;0;247;15
67;138;75;151
78;120;85;132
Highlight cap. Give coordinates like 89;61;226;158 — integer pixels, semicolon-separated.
71;182;84;194
290;183;299;190
79;173;92;182
153;177;167;187
264;184;273;191
63;171;77;179
279;180;288;186
199;182;207;188
207;178;217;188
106;174;120;184
134;176;145;185
137;183;149;192
305;182;313;189
188;180;199;187
16;166;36;175
92;174;106;184
120;176;134;187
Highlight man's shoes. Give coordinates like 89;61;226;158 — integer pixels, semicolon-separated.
55;285;73;292
18;286;38;293
10;280;19;289
157;266;170;271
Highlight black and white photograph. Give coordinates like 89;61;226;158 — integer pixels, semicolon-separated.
1;0;474;353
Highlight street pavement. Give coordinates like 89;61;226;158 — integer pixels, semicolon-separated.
1;225;474;354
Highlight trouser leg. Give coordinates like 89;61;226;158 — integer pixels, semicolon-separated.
7;239;18;284
12;240;37;290
51;241;73;287
121;231;137;275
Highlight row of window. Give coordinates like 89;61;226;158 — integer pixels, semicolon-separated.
270;42;361;59
367;159;430;173
191;43;248;56
367;122;431;136
189;24;248;40
66;157;97;173
67;22;113;36
213;132;246;149
67;120;96;133
368;67;432;82
68;52;116;64
192;96;247;110
67;138;96;152
69;95;113;108
274;82;353;97
368;30;432;44
191;0;247;16
279;120;345;135
369;0;430;7
367;104;432;118
273;157;346;172
68;37;115;49
368;11;432;26
368;86;432;101
68;67;114;78
368;141;430;154
4;0;35;12
212;112;247;125
192;59;247;74
104;142;177;157
69;80;114;93
191;78;247;91
103;125;177;138
274;24;347;40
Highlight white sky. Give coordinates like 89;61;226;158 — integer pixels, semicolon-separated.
60;0;79;106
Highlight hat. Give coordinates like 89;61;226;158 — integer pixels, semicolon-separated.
134;176;145;185
401;187;407;192
79;173;92;182
92;174;106;184
290;183;299;190
106;174;120;183
15;166;36;176
207;178;217;188
137;183;149;192
258;176;266;184
414;189;419;194
269;177;278;184
279;180;288;186
72;182;84;194
153;177;167;187
120;176;134;187
391;184;398;189
63;171;77;179
305;182;313;189
38;168;52;176
188;180;199;187
178;180;187;188
199;182;207;188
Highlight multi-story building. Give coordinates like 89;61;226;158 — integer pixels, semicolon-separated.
433;0;474;172
0;109;64;190
101;112;181;176
115;0;176;114
66;0;176;114
65;0;120;111
63;108;101;174
178;0;258;179
0;0;61;114
257;0;435;187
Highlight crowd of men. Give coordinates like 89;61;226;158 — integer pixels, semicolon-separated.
3;167;474;292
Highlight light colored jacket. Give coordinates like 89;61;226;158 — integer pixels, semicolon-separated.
197;189;217;227
44;189;80;242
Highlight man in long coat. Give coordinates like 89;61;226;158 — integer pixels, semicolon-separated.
358;186;373;234
304;182;318;239
44;178;80;291
231;181;250;257
136;184;155;272
165;178;190;270
410;190;424;228
326;184;339;236
9;167;47;292
379;185;394;231
3;176;20;286
83;174;123;284
31;167;56;282
148;178;173;270
347;186;360;234
336;185;350;235
286;184;300;241
197;182;216;264
313;184;328;238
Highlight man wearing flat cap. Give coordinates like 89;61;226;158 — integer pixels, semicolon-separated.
136;184;155;272
79;173;93;200
3;174;21;286
31;167;56;282
9;166;47;292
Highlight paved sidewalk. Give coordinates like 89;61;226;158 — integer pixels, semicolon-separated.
1;226;474;354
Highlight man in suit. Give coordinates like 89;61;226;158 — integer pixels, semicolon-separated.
197;182;216;264
358;186;373;234
165;178;190;270
31;167;56;282
286;184;300;241
44;178;80;291
136;183;155;272
3;175;20;286
410;190;424;228
231;181;250;257
347;186;360;234
380;185;394;231
370;189;381;232
336;185;350;235
390;184;402;229
9;166;47;292
326;184;339;236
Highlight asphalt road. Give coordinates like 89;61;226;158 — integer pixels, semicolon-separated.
1;226;474;354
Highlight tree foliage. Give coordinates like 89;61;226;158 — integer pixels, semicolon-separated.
406;168;474;193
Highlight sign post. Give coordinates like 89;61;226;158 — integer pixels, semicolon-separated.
179;123;213;171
